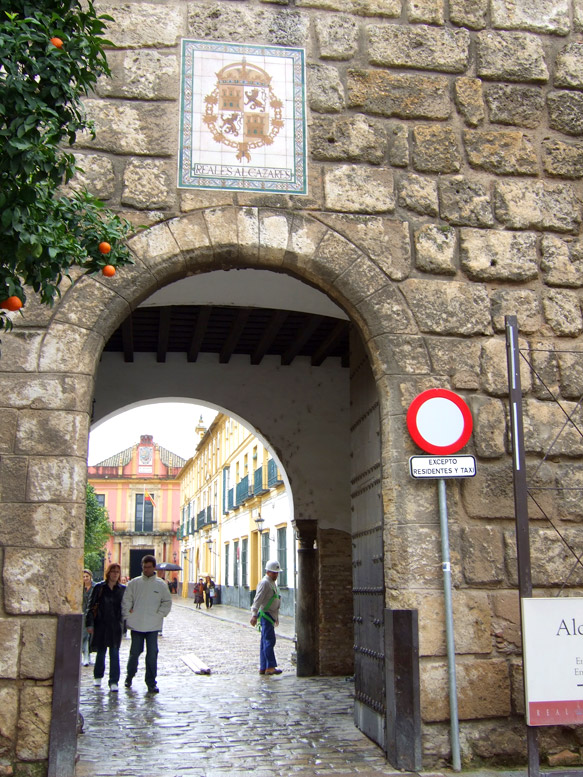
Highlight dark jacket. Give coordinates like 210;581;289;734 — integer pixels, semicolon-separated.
86;581;126;651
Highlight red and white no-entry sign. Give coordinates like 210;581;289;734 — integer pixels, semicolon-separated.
406;388;473;455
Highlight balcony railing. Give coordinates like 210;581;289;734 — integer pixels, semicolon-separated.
267;458;283;487
235;475;252;506
254;466;269;496
197;509;206;531
227;488;234;511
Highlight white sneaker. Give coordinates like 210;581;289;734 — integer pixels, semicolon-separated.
110;684;119;692
93;678;101;687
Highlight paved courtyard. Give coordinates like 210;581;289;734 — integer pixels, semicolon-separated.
76;599;405;776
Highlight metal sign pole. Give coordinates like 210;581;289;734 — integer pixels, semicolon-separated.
505;315;540;777
438;477;461;772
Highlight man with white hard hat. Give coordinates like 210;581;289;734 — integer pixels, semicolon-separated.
250;560;282;675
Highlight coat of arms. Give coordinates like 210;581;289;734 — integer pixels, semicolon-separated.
202;59;284;163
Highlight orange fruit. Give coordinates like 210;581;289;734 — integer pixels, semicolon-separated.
102;265;116;277
0;296;23;311
98;241;111;255
50;37;63;48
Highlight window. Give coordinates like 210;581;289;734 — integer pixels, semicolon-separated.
241;538;248;587
224;544;230;586
277;527;287;586
95;494;105;507
135;494;153;532
233;540;239;586
261;532;270;575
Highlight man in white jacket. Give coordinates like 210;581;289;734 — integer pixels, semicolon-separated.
122;555;172;694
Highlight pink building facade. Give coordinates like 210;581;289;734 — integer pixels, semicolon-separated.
88;435;184;579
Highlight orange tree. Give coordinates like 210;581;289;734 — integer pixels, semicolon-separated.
0;1;132;330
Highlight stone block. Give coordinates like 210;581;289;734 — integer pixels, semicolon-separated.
494;180;580;232
167;212;213;268
476;31;549;83
454;77;485;127
307;64;345;113
96;50;179;100
127;221;185;281
414;225;457;275
314;14;359;59
407;0;444;24
485;84;545;128
543;137;583;178
449;0;487;29
387;525;442;589
37;323;105;375
0;409;17;454
122;158;175;210
460;229;538;282
311;230;364;285
64;153;116;201
523;397;583;456
317;214;411;280
548;91;583;136
0;502;84;550
15;410;89;457
557;348;583;400
323;165;395;213
464;129;537;175
490;590;521;653
555;44;583;90
4;548;83;615
398;173;438;216
481;337;531;396
187;3;309;46
20;618;57;679
347;70;451;120
26;456;87;503
462;461;515;519
462;525;505;584
530;339;560;400
506;528;583;587
491;0;570;35
94;2;184;47
51;276;129;339
369;334;431;376
555;461;583;520
0;331;43;373
425;338;482;386
297;0;400;13
310;115;386;163
180;190;234;212
543;289;583;336
368;24;470;72
286;215;329;267
334;255;393;305
16;687;52;761
541;235;583;287
388;124;409;167
356;286;417;337
0;620;20;678
0;374;92;412
438;176;493;227
422;659;511;722
257;210;292;266
401;279;491;335
490;289;542;334
474;398;507;458
78;99;176;157
576;0;583;31
399;590;492;656
0;687;18;746
412;126;461;173
0;456;28;503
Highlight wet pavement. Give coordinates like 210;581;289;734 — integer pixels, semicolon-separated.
75;598;405;776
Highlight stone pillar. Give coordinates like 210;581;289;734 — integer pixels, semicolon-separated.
294;519;318;677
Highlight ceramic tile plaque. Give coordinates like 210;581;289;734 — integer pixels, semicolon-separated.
179;39;307;195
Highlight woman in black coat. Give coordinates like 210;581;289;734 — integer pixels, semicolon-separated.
86;563;125;692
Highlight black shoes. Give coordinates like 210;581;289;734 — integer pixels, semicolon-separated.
124;677;132;688
146;685;159;694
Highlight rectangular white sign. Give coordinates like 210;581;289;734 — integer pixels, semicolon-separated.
409;455;476;479
522;597;583;726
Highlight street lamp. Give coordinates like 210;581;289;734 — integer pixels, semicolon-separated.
255;512;265;532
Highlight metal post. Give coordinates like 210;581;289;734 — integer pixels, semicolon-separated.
438;477;461;771
505;315;540;777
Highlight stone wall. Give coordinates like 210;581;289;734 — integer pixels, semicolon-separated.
3;0;583;771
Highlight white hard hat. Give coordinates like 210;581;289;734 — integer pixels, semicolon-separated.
265;560;282;573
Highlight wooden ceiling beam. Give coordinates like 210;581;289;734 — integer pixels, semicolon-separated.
220;308;250;364
157;307;171;363
281;315;323;366
121;315;134;363
187;307;211;362
311;321;348;366
250;310;288;365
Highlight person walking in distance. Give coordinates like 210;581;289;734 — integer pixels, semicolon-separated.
250;560;283;676
122;555;172;694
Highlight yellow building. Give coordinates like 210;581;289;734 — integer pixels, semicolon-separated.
178;413;294;614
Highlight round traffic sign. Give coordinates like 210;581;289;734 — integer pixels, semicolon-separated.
406;389;473;455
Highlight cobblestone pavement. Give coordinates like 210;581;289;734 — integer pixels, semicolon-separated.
75;599;408;777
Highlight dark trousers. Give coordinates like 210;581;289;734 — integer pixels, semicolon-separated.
126;630;159;687
94;645;120;686
259;617;277;671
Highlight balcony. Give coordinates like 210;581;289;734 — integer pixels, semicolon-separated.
267;458;283;487
235;475;252;506
227;488;234;511
197;506;215;530
254;466;269;496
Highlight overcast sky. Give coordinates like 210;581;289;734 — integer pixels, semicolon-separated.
87;403;218;465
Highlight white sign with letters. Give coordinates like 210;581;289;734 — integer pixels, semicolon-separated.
522;597;583;726
409;455;476;479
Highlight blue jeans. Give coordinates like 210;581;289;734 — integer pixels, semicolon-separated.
94;645;120;686
126;630;159;688
259;618;277;671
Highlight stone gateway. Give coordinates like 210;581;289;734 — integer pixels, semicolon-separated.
2;0;583;773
